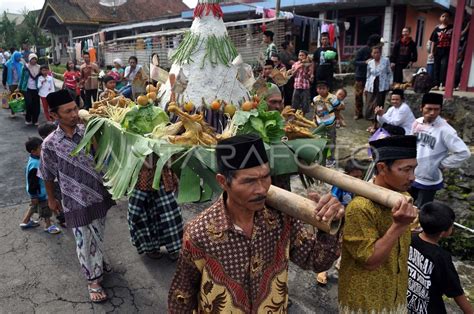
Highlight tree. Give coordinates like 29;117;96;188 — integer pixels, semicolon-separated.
17;10;49;49
0;11;18;49
0;10;49;50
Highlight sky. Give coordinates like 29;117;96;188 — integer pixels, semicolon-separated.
0;0;198;14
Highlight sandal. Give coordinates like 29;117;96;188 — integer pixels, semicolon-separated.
20;220;40;229
44;225;61;234
88;284;107;303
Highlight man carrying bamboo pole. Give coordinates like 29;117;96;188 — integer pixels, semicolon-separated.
168;134;344;313
338;135;418;313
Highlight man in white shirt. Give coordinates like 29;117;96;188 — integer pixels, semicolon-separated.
375;89;415;135
411;92;471;207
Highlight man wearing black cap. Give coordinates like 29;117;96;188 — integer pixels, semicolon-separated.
168;134;344;313
339;136;418;313
38;90;115;303
411;92;470;208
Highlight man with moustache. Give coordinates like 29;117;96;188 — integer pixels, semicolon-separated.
168;134;344;313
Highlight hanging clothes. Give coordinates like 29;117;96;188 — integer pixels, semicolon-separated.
328;24;336;45
75;42;82;60
88;48;97;63
321;23;330;33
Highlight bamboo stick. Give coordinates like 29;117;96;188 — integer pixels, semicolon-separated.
266;185;341;235
299;164;412;208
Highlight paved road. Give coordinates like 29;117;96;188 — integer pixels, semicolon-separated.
0;82;339;313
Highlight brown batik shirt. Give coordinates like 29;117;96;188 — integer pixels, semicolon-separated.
168;193;342;313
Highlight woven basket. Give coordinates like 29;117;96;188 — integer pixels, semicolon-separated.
1;92;9;109
8;91;25;113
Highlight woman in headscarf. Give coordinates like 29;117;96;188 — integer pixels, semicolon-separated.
19;53;41;125
6;51;23;92
6;51;24;117
111;58;125;90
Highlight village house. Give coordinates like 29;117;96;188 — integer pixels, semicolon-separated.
36;0;187;64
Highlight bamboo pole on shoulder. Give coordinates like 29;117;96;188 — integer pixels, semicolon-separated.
299;164;412;208
265;163;413;235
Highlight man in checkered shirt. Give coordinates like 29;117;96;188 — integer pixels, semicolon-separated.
289;50;313;114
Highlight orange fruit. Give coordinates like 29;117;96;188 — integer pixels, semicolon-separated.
137;95;149;106
146;84;157;93
211;100;221;111
147;92;157;101
183;101;194;112
224;104;236;117
241;101;254;111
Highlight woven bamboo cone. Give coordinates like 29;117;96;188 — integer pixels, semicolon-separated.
266;185;342;235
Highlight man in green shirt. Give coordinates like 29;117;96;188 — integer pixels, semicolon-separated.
263;30;278;61
339;136;418;313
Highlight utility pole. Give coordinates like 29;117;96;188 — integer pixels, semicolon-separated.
275;0;281;17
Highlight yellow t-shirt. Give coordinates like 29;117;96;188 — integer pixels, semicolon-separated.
338;196;411;314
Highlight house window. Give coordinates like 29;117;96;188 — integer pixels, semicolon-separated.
415;17;425;48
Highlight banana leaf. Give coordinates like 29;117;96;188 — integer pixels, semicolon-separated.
176;166;201;203
73;117;328;203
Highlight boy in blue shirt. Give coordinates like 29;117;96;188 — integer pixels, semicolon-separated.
316;159;364;285
20;137;60;234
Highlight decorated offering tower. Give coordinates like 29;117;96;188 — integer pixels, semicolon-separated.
159;0;249;110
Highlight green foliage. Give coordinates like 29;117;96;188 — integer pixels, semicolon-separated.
0;12;17;49
0;10;49;50
234;104;285;144
49;64;67;74
440;216;474;261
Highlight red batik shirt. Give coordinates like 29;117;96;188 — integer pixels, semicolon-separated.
168;194;342;313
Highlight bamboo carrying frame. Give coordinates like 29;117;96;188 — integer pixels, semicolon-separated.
266;164;413;235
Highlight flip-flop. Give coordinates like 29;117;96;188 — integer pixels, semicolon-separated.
20;220;40;229
88;285;107;303
44;225;61;234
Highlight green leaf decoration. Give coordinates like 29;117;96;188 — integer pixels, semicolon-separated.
285;138;327;166
177;166;201;203
73;116;328;203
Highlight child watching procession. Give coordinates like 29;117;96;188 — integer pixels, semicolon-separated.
407;202;473;314
37;65;55;121
312;81;340;167
21;137;60;234
316;159;364;285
